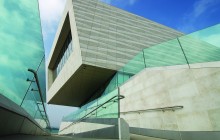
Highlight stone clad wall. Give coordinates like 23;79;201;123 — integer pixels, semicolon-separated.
120;62;220;132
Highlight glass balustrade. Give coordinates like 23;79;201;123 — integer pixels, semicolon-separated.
62;24;220;130
0;0;50;130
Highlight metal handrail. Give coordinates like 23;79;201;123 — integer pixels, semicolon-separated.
28;69;51;130
86;98;118;110
59;94;125;132
121;105;183;114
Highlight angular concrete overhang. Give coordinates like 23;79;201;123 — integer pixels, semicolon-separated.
47;0;116;107
47;0;184;107
48;64;115;106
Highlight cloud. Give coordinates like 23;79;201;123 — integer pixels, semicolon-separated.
178;0;220;33
38;0;66;38
38;0;66;26
100;0;138;6
38;0;66;59
129;0;137;5
193;0;218;17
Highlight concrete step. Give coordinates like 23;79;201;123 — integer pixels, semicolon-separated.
130;134;166;140
0;135;117;140
2;134;167;140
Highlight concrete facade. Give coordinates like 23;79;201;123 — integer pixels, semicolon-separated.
46;0;220;139
119;62;220;139
0;94;49;136
47;0;183;106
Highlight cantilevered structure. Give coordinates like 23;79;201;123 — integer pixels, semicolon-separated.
47;0;183;106
47;0;220;140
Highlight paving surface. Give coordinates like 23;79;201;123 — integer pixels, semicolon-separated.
0;135;115;140
1;134;166;140
130;134;166;140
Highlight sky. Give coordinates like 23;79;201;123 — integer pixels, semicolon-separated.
38;0;220;128
38;0;73;128
102;0;220;33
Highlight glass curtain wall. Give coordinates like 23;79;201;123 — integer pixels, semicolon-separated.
0;0;49;129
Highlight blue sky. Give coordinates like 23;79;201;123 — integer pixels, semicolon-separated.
102;0;220;33
39;0;220;128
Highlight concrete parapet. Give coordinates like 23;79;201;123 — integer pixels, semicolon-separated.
0;94;49;136
59;118;129;140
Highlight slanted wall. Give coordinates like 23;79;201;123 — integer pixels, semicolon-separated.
120;62;220;139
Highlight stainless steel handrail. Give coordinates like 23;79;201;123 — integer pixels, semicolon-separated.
59;94;125;132
28;69;51;130
121;105;183;114
86;98;118;110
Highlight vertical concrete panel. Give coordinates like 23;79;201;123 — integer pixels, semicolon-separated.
19;118;38;135
0;109;24;135
208;108;220;130
120;63;220;132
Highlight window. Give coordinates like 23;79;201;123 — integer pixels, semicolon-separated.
54;32;73;79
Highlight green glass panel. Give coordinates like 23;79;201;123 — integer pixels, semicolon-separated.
179;24;220;64
35;110;43;123
79;105;87;119
188;24;220;48
123;51;145;75
0;0;45;105
63;108;81;122
96;89;119;118
21;82;49;128
34;110;48;129
62;24;220;125
21;90;38;117
0;0;48;129
37;57;46;102
144;39;187;67
63;89;119;121
117;70;133;87
85;99;98;118
63;99;99;122
123;73;131;83
117;72;124;86
103;74;117;95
